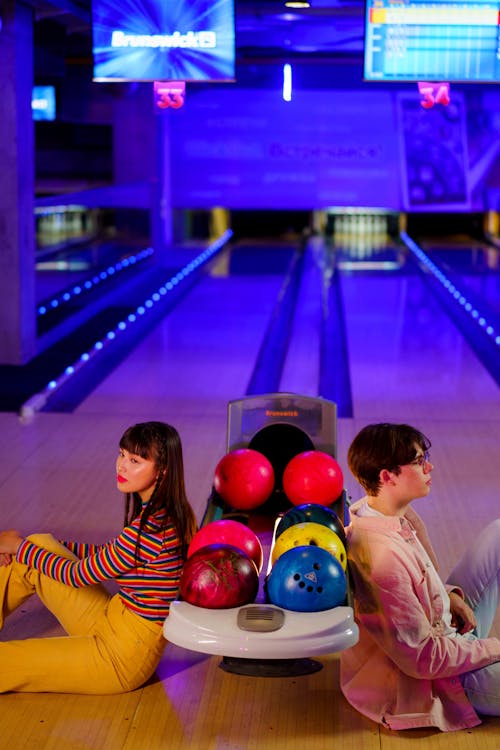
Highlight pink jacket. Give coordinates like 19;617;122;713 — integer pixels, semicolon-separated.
340;501;500;732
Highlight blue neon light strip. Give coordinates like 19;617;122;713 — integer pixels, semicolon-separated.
21;230;233;419
37;247;154;316
401;231;499;347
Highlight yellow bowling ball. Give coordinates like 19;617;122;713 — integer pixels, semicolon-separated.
271;521;347;569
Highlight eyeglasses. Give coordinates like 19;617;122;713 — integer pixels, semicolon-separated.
408;451;431;468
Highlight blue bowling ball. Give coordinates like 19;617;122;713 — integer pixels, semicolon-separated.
275;502;347;547
265;545;346;612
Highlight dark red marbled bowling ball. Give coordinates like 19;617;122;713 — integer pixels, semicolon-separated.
179;543;259;609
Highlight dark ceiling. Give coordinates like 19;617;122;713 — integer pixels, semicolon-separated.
28;0;367;65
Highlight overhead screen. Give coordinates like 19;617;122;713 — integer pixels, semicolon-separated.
92;0;235;82
364;0;500;82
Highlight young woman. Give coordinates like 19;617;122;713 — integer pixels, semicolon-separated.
0;421;197;694
341;423;500;732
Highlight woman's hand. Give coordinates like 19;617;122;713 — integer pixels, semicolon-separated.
0;529;24;556
0;552;12;566
449;590;476;634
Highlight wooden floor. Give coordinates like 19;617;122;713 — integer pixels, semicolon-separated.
1;240;499;748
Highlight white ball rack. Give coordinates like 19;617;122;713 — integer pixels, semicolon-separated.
163;600;358;675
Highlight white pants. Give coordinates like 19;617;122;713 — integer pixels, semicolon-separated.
446;519;500;716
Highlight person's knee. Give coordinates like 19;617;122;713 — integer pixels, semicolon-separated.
463;663;500;717
26;533;57;547
26;534;74;558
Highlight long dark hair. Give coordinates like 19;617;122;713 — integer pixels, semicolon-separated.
119;421;197;563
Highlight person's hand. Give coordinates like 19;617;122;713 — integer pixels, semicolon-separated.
449;590;476;634
0;530;24;556
0;552;12;567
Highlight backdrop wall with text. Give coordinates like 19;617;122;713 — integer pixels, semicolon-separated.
167;87;500;212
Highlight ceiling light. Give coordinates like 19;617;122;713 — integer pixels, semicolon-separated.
283;64;292;101
285;2;311;8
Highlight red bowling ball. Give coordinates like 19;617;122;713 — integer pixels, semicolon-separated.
213;448;275;510
187;519;264;572
179;543;259;609
283;450;344;506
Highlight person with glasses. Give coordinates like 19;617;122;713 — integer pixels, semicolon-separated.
340;422;500;732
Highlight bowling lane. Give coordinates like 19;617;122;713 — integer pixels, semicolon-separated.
339;244;499;424
75;230;496;433
35;240;156;324
73;241;296;515
35;220;145;300
75;244;294;419
23;231;500;526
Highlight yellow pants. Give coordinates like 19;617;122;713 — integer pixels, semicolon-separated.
0;534;166;694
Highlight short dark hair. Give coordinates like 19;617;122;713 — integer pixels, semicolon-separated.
348;423;431;496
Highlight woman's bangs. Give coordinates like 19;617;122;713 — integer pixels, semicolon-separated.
120;427;154;460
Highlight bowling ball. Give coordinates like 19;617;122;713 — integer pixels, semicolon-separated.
271;521;347;569
179;543;259;609
213;448;275;510
265;545;346;612
283;451;344;506
187;519;264;572
275;503;347;547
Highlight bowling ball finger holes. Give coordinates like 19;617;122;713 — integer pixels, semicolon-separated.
298;581;320;593
295;564;324;593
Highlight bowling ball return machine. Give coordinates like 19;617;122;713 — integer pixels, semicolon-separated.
164;393;358;675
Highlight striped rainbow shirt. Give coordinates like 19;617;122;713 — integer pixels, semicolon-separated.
16;512;183;624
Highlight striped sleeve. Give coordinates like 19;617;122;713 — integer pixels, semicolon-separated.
16;524;146;587
60;541;103;558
